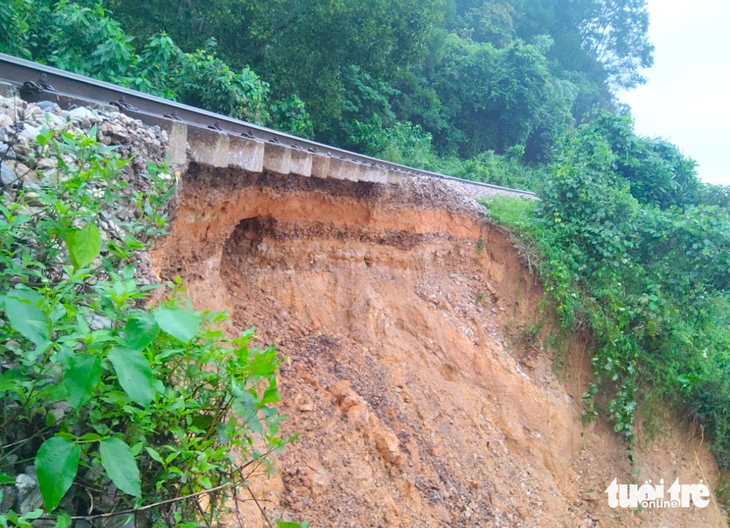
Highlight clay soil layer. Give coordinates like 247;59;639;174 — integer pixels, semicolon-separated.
152;166;726;527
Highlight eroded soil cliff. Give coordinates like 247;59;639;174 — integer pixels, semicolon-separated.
152;166;726;527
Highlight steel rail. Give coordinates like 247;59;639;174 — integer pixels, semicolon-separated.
0;53;536;197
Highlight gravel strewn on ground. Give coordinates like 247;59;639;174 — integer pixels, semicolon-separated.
0;94;171;288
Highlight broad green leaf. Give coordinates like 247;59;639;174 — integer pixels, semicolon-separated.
0;369;23;392
99;438;141;498
124;312;159;350
50;303;67;323
5;291;50;345
191;414;214;431
107;347;155;406
65;223;102;269
35;437;80;511
251;347;278;377
62;354;102;410
153;308;200;343
0;472;14;485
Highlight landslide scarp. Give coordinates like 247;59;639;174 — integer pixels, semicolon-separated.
152;166;725;527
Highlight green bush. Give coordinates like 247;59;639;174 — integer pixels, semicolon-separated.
175;48;271;124
270;95;315;139
12;1;309;134
347;115;433;168
0;0;32;58
483;117;730;468
0;126;295;526
451;149;547;192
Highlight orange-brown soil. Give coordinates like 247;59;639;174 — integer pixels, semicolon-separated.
152;165;726;527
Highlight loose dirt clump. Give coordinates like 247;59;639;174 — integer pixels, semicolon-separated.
153;166;726;527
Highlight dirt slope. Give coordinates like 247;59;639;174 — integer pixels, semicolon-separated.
152;166;726;527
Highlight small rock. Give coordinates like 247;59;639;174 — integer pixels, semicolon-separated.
36;157;57;171
101;121;128;139
35;101;61;113
19;124;42;142
374;430;402;466
1;163;16;186
434;504;452;523
68;106;96;124
20;191;43;206
0;143;12;159
12;142;29;157
50;401;71;423
89;314;112;331
15;473;43;514
582;490;600;502
5;161;39;187
41;112;66;130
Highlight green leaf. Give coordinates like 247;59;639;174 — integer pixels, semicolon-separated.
35;437;80;511
276;521;309;528
0;472;14;485
107;347;156;406
5;290;50;345
251;347;278;377
62;354;102;410
260;379;280;405
0;369;23;392
65;223;102;269
153;308;200;343
54;511;72;528
99;438;141;498
145;446;164;465
22;509;43;520
124;312;159;350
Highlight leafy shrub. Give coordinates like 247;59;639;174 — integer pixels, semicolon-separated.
451;149;547;192
133;32;184;99
483;118;730;468
270;95;314;139
174;49;271;124
0;126;294;526
46;0;136;82
348;115;433;168
0;0;32;58
14;1;310;134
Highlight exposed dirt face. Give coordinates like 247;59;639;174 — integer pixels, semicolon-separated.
153;166;726;527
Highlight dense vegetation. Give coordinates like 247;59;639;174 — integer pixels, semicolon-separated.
3;0;653;186
2;0;730;511
486;112;730;467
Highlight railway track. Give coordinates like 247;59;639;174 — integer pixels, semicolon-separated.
0;53;536;197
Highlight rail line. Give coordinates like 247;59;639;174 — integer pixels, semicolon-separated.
0;53;536;197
